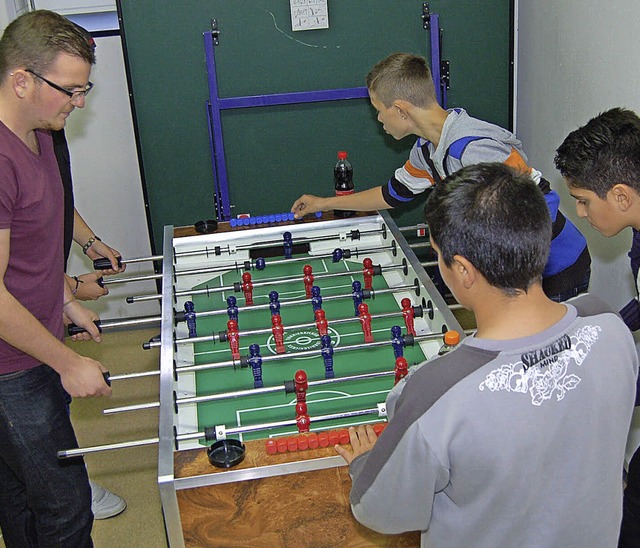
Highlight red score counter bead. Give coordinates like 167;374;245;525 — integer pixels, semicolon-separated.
307;432;319;449
297;435;309;451
276;438;288;453
328;431;340;446
265;439;277;455
317;432;330;448
286;437;299;452
373;423;387;437
338;429;350;445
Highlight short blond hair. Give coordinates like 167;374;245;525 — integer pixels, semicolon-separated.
0;10;95;84
366;52;437;108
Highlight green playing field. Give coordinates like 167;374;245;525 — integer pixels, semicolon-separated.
186;251;437;442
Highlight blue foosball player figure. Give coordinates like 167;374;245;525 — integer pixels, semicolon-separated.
184;300;197;338
352;280;363;316
332;248;343;263
248;343;263;388
283;231;293;259
269;290;281;316
390;325;404;358
320;334;334;378
311;285;323;318
226;295;239;322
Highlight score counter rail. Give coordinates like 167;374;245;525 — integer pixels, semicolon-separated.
158;211;463;547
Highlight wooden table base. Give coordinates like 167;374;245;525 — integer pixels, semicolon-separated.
175;441;420;547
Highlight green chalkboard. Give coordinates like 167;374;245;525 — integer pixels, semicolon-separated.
118;1;512;250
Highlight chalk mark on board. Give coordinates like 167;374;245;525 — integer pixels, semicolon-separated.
265;10;340;49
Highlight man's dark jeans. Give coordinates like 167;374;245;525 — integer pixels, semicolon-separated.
0;364;93;547
620;448;640;547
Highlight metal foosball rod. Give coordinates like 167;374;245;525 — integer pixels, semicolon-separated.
66;315;164;336
68;287;462;338
140;282;418;339
112;330;447;385
105;370;397;415
58;404;386;459
376;228;460;309
67;286;440;338
412;242;432;250
68;289;462;338
91;253;164;271
102;242;399;286
398;223;428;234
170;304;425;348
93;222;391;271
206;406;385;442
416;260;466;313
126;244;401;304
128;259;407;302
100;272;162;286
184;239;398;273
138;225;388;270
235;225;387;251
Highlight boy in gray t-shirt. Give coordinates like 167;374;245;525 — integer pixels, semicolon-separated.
336;162;637;548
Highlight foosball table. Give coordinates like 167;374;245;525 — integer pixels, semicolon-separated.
59;211;462;546
131;210;462;546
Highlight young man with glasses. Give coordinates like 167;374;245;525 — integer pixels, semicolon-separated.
0;10;112;546
25;68;94;102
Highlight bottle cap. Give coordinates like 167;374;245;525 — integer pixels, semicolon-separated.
337;151;348;160
444;330;460;346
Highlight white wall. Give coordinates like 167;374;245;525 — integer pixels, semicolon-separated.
65;35;160;321
0;6;159;322
516;0;640;460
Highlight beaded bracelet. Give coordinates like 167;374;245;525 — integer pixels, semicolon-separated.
82;235;101;255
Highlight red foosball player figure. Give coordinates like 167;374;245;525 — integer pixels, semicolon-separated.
295;370;308;403
362;257;375;290
303;264;314;298
295;403;310;433
271;314;286;354
296;412;310;433
314;308;329;337
394;356;408;385
358;302;374;343
241;271;254;305
295;401;307;417
401;297;416;336
227;319;241;361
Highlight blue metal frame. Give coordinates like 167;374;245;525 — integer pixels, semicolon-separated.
430;13;447;107
204;13;443;221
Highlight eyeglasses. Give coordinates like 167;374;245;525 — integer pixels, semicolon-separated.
24;68;94;102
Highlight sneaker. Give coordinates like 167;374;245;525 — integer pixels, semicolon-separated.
89;480;127;520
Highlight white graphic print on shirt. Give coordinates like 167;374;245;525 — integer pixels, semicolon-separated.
478;325;601;406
